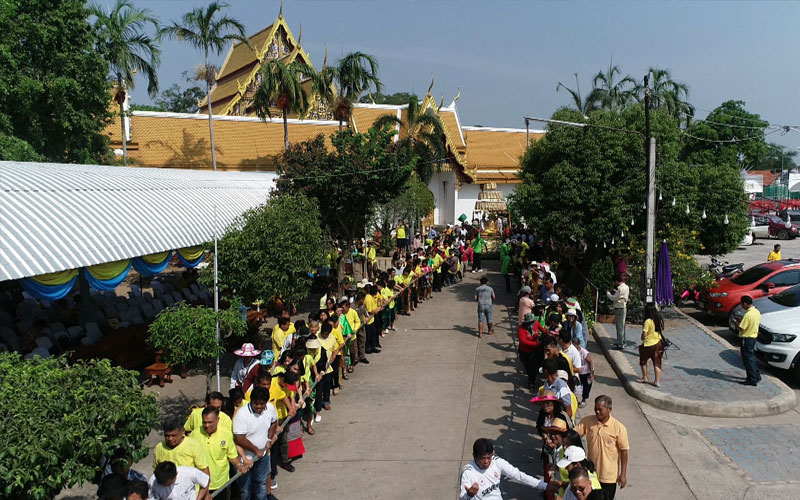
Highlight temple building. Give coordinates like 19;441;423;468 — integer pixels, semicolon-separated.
104;7;545;225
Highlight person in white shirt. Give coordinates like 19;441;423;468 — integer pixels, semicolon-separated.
606;275;630;349
559;330;582;371
230;343;261;390
561;466;595;500
147;461;209;500
232;387;278;500
460;438;546;499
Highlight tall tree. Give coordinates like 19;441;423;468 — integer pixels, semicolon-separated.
253;60;316;150
556;73;597;116
90;0;161;166
752;143;798;172
0;0;112;163
317;51;382;130
373;96;446;182
590;60;637;110
160;1;247;170
638;67;694;126
276;127;415;285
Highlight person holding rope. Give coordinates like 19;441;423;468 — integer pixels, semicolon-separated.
232;387;277;500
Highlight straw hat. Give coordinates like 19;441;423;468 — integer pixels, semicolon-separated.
233;343;261;357
543;417;568;433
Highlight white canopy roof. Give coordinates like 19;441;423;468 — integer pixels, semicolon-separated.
0;161;276;281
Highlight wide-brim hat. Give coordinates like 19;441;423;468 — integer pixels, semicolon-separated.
358;278;372;287
306;338;321;349
542;417;568;433
530;393;558;405
566;308;578;317
234;342;261;357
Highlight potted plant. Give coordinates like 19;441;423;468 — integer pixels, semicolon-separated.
147;299;247;392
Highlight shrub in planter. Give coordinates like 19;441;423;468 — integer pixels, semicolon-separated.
147;300;247;391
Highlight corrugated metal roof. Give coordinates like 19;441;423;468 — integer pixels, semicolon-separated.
0;161;276;281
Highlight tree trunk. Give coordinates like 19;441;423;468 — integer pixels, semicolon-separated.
283;110;289;151
205;54;218;171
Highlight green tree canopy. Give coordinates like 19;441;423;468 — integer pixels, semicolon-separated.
509;104;748;261
359;91;418;105
207;193;327;305
0;0;112;162
253;59;316;150
276;127;415;259
0;354;158;500
751;142;797;172
372;179;435;252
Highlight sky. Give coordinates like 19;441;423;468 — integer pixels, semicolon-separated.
129;0;800;149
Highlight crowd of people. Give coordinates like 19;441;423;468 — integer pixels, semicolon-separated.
461;229;633;500
97;220;498;500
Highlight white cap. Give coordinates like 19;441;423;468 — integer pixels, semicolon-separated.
556;446;587;468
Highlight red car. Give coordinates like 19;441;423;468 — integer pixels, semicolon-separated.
702;260;800;317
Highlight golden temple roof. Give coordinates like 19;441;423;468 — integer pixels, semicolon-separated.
462;126;544;183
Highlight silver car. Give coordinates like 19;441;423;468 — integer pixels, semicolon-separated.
730;284;800;381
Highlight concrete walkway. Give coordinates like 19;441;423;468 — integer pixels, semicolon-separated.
594;310;796;417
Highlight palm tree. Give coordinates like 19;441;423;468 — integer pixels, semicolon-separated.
374;97;446;182
252;60;317;150
556;73;597;116
590;59;637;110
90;0;161;166
160;1;247;171
316;51;382;131
641;67;694;126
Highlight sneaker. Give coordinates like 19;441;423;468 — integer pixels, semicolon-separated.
579;401;586;408
267;494;280;500
389;327;397;331
271;479;278;489
315;414;322;423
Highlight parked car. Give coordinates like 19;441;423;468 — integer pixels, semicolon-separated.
729;284;800;381
749;214;771;240
767;214;800;240
701;260;800;316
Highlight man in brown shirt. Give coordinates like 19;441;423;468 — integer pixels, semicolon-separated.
575;395;629;500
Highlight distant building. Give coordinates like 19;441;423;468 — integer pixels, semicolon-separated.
104;7;545;225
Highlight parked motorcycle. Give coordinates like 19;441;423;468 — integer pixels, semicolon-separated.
708;257;744;280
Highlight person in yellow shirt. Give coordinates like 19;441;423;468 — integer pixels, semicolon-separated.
396;219;408;253
341;298;363;365
638;304;665;387
191;407;246;494
366;241;377;281
315;322;341;412
738;295;761;386
153;417;210;478
271;317;294;360
184;391;231;436
364;284;381;354
327;314;346;392
768;244;782;262
269;370;299;473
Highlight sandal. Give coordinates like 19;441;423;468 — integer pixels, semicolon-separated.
342;373;349;380
347;366;354;373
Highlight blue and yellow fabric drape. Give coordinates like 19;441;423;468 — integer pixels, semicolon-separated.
132;251;172;276
85;259;132;291
176;246;205;268
20;269;79;300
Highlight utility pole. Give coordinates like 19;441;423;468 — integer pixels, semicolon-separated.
644;74;656;304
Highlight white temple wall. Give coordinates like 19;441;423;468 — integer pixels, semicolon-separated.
428;171;457;225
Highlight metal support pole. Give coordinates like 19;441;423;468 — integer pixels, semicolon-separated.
645;138;656;304
525;118;529;146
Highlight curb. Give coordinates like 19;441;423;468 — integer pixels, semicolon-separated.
593;319;797;418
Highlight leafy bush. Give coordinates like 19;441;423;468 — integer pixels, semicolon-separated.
147;300;247;368
0;353;158;500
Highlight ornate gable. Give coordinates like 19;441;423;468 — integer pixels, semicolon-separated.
205;7;332;119
418;79;472;179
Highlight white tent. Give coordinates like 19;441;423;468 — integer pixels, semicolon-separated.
742;173;763;194
0;161;276;281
